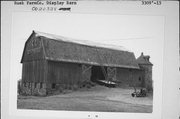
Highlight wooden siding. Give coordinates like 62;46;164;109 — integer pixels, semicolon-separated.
116;68;144;87
22;60;47;83
81;65;92;82
47;61;82;85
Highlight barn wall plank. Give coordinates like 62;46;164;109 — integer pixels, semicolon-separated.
22;60;47;83
47;61;82;86
116;68;144;87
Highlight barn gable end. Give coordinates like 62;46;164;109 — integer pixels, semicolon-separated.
20;31;48;95
21;31;45;63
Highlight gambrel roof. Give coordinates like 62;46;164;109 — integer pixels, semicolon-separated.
21;31;140;69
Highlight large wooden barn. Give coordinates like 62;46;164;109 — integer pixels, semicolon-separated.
20;31;153;96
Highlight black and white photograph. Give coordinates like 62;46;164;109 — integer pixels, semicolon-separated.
1;1;179;119
14;11;162;113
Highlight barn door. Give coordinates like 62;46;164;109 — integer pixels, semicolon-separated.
107;67;116;81
81;64;92;82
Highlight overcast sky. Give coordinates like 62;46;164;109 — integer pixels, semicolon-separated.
11;12;164;82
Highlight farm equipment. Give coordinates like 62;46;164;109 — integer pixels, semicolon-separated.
131;88;147;97
96;80;116;88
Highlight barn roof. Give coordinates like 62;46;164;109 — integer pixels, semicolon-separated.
137;52;153;65
35;31;130;52
22;31;140;69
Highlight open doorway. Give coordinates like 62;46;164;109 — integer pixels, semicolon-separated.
90;66;107;82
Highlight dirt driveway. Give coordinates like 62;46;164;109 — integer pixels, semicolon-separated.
17;86;153;113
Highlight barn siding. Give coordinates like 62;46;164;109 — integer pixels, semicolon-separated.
47;61;82;87
116;68;131;85
22;60;47;83
81;65;92;83
116;68;144;87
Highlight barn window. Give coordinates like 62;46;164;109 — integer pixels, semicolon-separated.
52;83;56;89
139;77;141;81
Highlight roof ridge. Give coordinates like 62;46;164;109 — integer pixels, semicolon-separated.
33;30;131;52
136;53;152;65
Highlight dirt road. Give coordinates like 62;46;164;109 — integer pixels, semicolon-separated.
17;86;152;113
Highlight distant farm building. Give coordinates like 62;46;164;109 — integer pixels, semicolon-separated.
20;31;153;96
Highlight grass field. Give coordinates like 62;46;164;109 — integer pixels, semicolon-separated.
17;85;153;113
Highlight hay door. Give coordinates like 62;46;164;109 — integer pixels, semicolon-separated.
107;67;117;81
81;64;92;82
91;66;106;82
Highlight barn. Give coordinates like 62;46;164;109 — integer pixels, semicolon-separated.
20;31;153;96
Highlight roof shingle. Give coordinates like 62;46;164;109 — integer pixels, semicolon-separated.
22;31;140;69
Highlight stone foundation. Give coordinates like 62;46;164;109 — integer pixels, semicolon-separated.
20;81;93;96
20;82;46;96
46;83;80;95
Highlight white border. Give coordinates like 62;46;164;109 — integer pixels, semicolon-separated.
1;1;179;119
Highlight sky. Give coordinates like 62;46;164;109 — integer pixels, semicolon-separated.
11;12;164;82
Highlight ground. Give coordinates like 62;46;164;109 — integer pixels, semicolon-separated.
17;85;153;113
